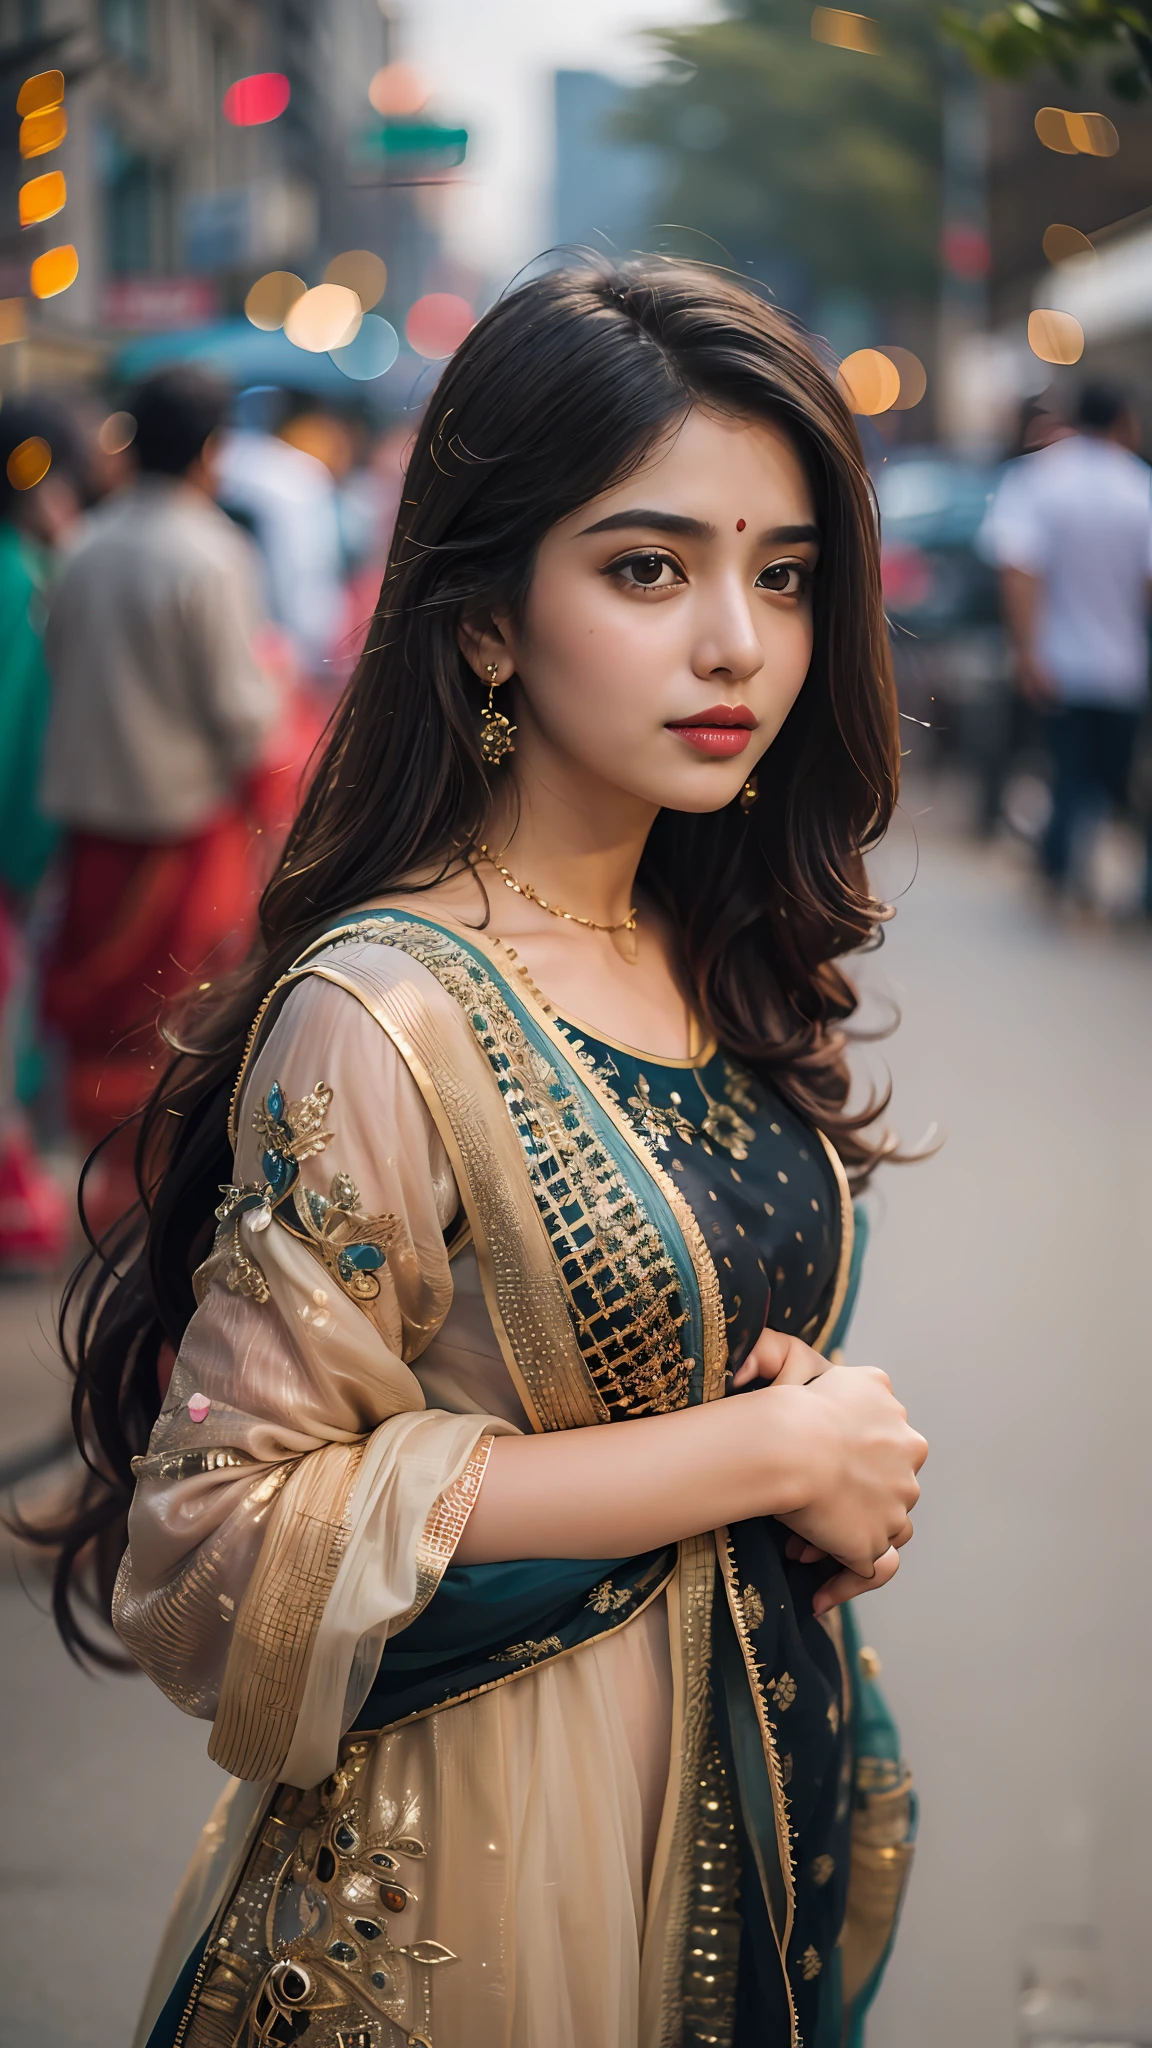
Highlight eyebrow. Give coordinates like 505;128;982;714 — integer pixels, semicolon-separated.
578;508;820;549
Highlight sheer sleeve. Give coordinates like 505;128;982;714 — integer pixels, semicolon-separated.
113;973;519;1789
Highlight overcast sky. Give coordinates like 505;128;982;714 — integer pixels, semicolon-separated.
401;0;716;286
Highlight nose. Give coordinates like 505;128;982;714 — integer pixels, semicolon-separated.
689;572;764;686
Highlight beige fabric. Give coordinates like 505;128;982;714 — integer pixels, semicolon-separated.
42;478;278;837
123;962;678;2047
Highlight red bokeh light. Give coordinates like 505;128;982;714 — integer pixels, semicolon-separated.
223;73;291;127
405;293;475;360
941;223;991;281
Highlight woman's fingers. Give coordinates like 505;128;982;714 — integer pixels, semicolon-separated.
813;1544;901;1617
732;1330;833;1389
785;1534;828;1564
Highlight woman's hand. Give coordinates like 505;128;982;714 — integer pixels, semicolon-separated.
735;1328;926;1611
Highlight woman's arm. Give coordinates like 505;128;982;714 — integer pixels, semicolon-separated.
455;1348;926;1593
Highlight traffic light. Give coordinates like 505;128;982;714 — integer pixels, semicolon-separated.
17;66;76;299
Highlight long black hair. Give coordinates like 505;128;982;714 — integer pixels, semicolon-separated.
39;257;900;1663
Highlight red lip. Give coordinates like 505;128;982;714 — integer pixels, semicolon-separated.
666;704;756;758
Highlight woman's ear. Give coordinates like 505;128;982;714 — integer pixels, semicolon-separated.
458;612;515;684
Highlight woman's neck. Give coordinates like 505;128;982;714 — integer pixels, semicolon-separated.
484;758;658;930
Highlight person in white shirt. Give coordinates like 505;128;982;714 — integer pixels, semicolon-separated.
981;381;1152;905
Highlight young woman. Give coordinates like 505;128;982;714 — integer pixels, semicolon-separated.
58;261;927;2048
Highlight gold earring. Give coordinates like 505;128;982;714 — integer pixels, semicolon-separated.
739;773;759;812
480;660;516;765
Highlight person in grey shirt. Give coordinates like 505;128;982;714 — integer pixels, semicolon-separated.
981;381;1152;907
40;367;280;1233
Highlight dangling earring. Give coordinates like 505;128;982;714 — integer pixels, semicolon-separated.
479;659;516;765
739;772;759;812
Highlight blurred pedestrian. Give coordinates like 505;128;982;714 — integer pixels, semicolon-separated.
39;367;280;1235
215;420;343;683
0;398;84;1271
983;381;1152;908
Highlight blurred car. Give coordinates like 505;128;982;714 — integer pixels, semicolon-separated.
876;448;1012;824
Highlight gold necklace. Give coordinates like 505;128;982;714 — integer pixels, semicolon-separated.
477;844;639;946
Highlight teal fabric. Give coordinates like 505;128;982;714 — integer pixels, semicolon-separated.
153;914;912;2047
0;524;59;897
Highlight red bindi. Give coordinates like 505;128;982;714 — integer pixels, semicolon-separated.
736;519;746;531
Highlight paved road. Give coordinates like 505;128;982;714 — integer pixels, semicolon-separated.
1;795;1150;2046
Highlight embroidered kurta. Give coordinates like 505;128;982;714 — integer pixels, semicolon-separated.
116;914;914;2048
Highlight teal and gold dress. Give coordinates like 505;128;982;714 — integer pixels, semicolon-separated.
115;910;914;2048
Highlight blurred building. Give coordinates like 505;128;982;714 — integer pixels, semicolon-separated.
0;1;456;399
553;71;663;261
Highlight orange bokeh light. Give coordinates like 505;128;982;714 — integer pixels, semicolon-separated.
368;61;430;117
837;348;901;415
16;69;63;117
1028;309;1084;365
19;170;66;227
6;436;52;490
284;283;363;353
30;244;78;299
20;104;67;157
406;293;475;360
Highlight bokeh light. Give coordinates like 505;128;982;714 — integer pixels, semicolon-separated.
30;244;78;299
6;436;52;490
1043;222;1095;264
1035;107;1119;157
223;73;290;127
837;348;901;415
19;105;67;158
16;69;63;117
244;270;307;331
324;250;387;310
1028;308;1085;365
880;346;928;411
941;223;990;280
0;299;27;345
330;313;400;381
98;412;137;455
406;293;475;360
284;283;362;353
18;170;66;227
280;413;356;477
810;8;881;54
368;61;430;116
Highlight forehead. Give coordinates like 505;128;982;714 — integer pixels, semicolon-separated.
554;404;815;539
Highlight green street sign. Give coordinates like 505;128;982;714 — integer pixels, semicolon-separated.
356;123;467;167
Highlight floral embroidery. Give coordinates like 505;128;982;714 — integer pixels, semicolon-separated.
768;1670;797;1710
695;1073;754;1160
489;1635;564;1665
799;1944;822;1980
626;1073;697;1151
588;1579;633;1614
215;1080;399;1306
723;1060;758;1116
740;1583;766;1632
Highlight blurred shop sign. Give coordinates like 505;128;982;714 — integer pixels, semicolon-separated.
183;178;318;274
352;122;467;179
100;276;219;331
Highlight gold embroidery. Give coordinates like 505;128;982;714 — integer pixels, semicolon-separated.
626;1073;697;1150
694;1071;754;1160
722;1060;758;1115
588;1578;633;1613
811;1853;835;1887
799;1944;822;1980
216;1079;400;1309
391;1435;495;1634
740;1584;766;1632
179;1739;455;2047
209;1439;367;1781
490;1635;564;1665
769;1670;797;1711
317;919;697;1418
681;1735;741;2045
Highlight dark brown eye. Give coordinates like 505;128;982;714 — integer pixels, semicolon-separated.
630;552;665;585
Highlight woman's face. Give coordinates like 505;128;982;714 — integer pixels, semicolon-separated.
472;405;819;816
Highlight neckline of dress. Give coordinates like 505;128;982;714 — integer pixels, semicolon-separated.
554;1010;717;1070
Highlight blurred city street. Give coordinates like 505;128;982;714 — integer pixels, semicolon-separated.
1;785;1150;2047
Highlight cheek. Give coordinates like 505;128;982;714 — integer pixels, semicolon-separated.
518;579;672;727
